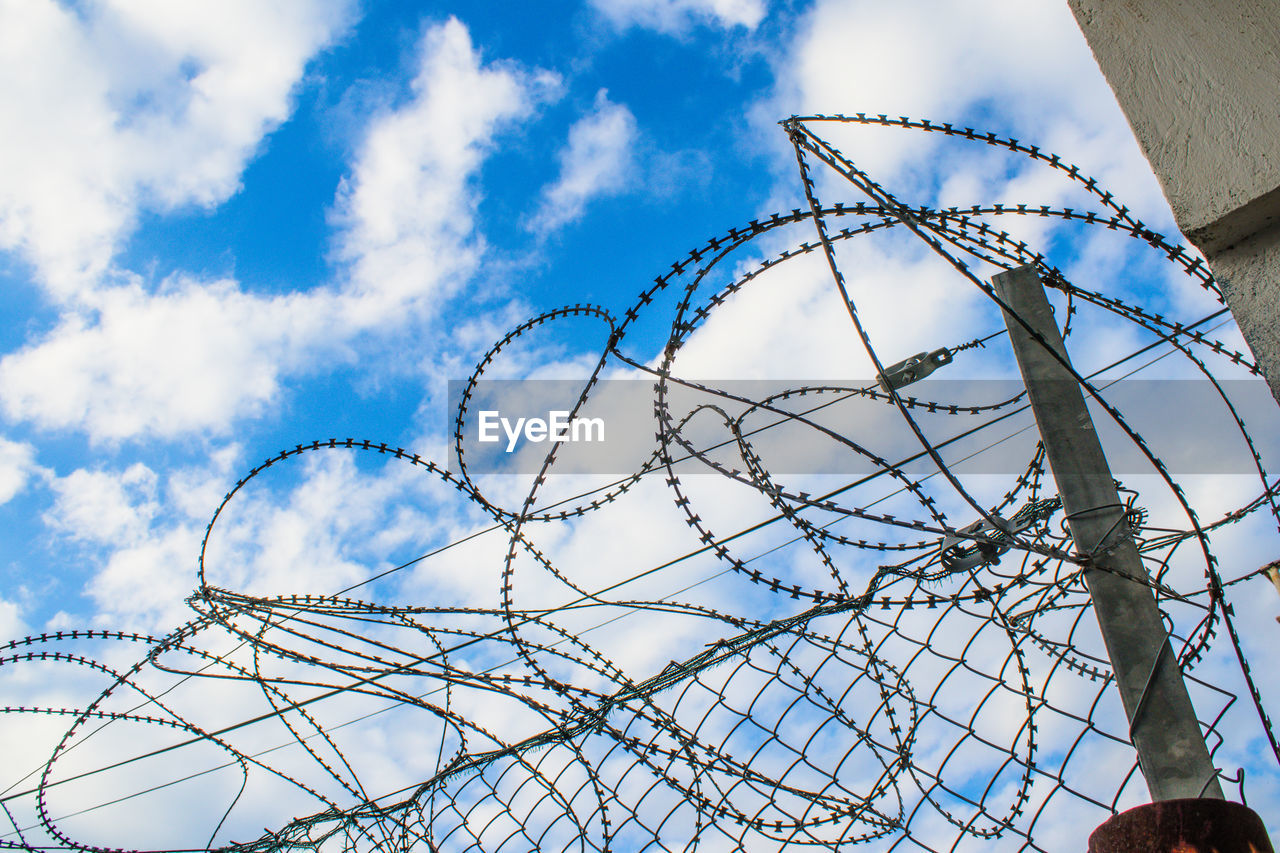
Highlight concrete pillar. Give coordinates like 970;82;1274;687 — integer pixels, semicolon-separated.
1068;0;1280;404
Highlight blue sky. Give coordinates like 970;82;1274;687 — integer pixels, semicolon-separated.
0;1;1278;850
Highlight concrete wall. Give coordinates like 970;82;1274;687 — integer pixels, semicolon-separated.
1069;0;1280;403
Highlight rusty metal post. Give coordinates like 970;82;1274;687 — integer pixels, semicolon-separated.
1089;799;1274;853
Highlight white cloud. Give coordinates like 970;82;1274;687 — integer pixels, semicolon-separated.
0;278;340;440
0;436;37;505
38;459;198;629
45;462;159;544
589;0;765;32
778;1;1107;127
0;17;552;442
762;0;1163;213
0;0;354;298
532;89;636;233
0;595;25;639
335;16;559;328
84;523;203;629
665;226;991;386
43;445;471;631
708;0;1181;406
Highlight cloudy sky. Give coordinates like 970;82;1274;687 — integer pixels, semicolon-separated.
0;1;1277;850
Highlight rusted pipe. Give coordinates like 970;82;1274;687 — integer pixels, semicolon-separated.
1089;799;1274;853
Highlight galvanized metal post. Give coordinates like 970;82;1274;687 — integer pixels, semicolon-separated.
993;264;1223;802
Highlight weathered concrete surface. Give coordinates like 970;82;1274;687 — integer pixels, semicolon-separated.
1068;0;1280;404
1211;223;1280;403
1089;799;1275;853
1068;0;1280;252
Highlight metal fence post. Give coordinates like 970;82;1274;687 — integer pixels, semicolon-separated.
992;263;1223;801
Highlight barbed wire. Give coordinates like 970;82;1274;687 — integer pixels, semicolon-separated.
1;114;1277;851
